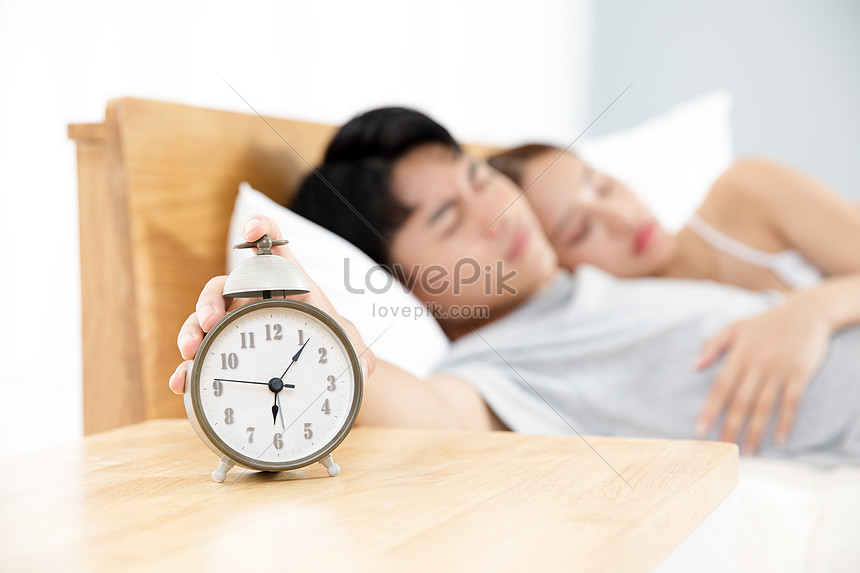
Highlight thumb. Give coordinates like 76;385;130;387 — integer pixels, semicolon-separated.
694;323;738;370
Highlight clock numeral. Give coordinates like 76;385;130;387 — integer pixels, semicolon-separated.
224;408;234;425
265;324;283;341
326;375;336;392
321;399;330;415
220;352;238;370
273;433;283;450
318;347;328;363
246;427;254;444
303;423;313;440
213;380;223;397
240;332;255;349
298;329;304;346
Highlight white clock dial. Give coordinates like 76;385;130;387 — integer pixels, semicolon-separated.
189;301;361;470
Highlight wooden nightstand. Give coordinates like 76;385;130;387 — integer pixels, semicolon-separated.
0;420;737;571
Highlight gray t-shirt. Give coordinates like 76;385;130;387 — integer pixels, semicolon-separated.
435;266;860;466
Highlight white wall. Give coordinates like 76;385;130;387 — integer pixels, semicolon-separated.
0;0;591;455
588;0;860;199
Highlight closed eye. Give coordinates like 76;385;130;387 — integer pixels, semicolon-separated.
428;198;463;236
428;198;457;226
430;201;461;237
443;209;463;236
553;206;577;241
566;217;592;244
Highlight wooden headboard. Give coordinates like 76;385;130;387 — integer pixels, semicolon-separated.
69;98;500;435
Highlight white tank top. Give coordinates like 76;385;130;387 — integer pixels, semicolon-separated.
687;214;823;289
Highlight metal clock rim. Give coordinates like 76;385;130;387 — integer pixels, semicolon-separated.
187;299;363;473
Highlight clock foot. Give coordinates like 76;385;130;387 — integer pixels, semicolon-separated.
212;456;235;483
320;454;340;477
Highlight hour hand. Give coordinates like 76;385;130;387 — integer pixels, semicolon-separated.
272;393;280;426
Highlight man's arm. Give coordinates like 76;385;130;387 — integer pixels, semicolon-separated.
359;360;506;431
168;214;505;433
169;353;505;432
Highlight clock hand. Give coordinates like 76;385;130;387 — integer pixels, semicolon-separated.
272;393;279;425
280;337;311;379
215;378;295;389
276;392;286;430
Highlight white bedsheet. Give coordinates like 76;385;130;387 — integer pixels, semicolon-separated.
656;458;860;572
730;458;860;572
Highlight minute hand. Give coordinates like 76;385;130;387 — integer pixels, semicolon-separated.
281;338;310;379
214;378;296;388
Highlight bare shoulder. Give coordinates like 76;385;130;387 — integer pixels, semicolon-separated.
696;156;860;262
695;156;782;245
702;156;782;212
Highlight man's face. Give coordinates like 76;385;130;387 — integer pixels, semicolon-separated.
389;144;558;331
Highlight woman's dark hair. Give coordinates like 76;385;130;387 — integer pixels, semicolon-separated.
290;107;461;266
487;143;565;188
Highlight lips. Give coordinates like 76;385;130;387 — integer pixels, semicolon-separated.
633;221;655;254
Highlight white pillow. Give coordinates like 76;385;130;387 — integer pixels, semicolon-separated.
228;183;451;379
577;90;734;233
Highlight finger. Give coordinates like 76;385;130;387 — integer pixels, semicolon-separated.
240;214;329;307
242;214;283;242
226;296;259;313
196;276;229;332
357;346;376;381
169;361;191;394
359;355;370;381
695;351;743;437
694;323;738;370
242;214;301;267
719;369;763;444
741;378;781;454
364;348;376;378
774;376;804;445
178;312;205;360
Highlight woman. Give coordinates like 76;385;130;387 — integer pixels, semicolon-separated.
489;144;860;452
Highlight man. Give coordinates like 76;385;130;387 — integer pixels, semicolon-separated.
170;108;860;465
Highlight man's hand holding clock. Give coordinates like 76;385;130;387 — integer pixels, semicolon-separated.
168;215;375;397
169;214;376;482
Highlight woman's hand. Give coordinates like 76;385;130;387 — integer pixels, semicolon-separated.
692;293;832;453
168;215;375;395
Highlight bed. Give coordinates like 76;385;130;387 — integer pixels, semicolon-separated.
69;97;860;572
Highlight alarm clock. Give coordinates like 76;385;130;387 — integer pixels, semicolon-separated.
185;235;363;482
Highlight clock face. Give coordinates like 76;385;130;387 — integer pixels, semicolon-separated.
188;300;362;471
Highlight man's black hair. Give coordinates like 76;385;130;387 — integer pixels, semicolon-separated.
290;107;461;266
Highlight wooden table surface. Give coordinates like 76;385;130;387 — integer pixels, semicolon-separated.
0;420;737;572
